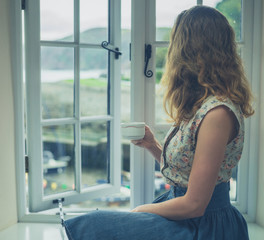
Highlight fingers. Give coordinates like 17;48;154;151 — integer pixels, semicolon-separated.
131;139;143;145
131;125;152;148
145;125;151;131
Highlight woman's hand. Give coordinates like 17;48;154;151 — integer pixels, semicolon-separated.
131;204;153;213
131;125;156;150
131;125;163;162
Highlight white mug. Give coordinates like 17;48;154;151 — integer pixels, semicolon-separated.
121;122;145;140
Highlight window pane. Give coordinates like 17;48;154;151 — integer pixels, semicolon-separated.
121;0;131;123
81;121;109;189
41;46;74;119
155;47;168;124
43;125;75;196
230;166;238;201
203;0;242;41
80;48;108;117
40;0;74;41
156;0;197;41
154;127;170;198
121;0;131;208
228;45;242;201
80;0;108;44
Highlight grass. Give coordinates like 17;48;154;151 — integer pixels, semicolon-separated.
62;76;130;87
63;76;131;88
64;78;108;87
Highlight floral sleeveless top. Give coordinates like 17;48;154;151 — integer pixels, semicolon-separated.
160;96;244;187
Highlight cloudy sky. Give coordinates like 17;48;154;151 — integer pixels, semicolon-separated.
40;0;222;41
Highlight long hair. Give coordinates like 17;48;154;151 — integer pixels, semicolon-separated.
161;6;254;125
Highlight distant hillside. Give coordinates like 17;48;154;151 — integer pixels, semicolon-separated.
41;27;170;70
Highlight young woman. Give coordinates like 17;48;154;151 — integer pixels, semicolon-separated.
64;6;254;240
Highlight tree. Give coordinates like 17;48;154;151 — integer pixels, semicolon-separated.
216;0;242;41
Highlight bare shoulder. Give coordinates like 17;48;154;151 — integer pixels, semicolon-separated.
198;105;238;142
204;105;237;128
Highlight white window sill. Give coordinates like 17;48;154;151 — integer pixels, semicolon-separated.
0;222;263;240
0;223;65;240
248;223;264;240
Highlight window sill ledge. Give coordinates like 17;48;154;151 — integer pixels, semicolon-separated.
0;222;263;240
248;223;264;240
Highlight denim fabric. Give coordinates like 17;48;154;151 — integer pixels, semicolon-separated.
64;182;249;240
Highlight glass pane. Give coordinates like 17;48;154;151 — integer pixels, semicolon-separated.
81;121;109;188
42;125;75;196
156;0;197;41
230;165;238;201
41;46;74;119
80;0;108;44
228;45;242;201
154;127;170;199
80;48;108;117
40;0;74;41
155;47;168;124
121;0;131;207
121;0;131;123
203;0;242;41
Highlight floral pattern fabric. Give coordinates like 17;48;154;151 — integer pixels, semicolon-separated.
160;95;244;187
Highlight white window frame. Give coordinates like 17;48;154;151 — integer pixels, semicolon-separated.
241;0;262;222
11;0;261;223
11;0;122;222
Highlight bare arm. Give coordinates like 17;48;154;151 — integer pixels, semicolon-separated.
131;106;236;220
131;125;163;163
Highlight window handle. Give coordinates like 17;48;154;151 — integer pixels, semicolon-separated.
101;41;122;59
144;44;153;78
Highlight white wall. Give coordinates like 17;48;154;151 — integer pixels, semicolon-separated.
256;1;264;228
0;0;18;231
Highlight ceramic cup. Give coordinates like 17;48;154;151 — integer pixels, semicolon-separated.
121;122;145;140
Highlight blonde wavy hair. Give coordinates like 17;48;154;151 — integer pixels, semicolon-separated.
161;6;254;125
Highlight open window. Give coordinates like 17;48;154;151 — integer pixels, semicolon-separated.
24;0;122;212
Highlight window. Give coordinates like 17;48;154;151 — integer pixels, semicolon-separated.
11;0;260;222
24;0;122;212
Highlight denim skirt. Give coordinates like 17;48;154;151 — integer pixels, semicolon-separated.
64;182;249;240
